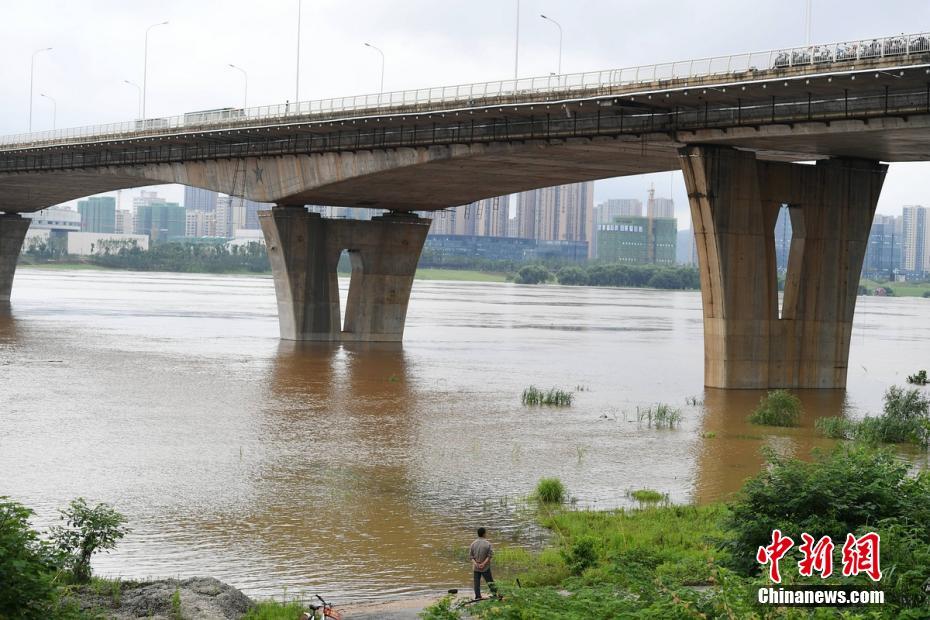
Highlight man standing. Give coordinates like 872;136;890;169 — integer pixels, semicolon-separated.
469;527;497;600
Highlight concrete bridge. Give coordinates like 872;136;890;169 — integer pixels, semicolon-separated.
2;32;930;389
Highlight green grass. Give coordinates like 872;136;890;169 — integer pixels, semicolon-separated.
414;268;508;282
243;600;308;620
535;478;566;504
522;386;574;406
18;262;109;271
861;278;930;297
816;386;930;447
748;389;802;427
628;489;667;504
636;403;682;429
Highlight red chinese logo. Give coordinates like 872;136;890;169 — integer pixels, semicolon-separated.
756;529;794;583
798;533;834;578
841;532;882;581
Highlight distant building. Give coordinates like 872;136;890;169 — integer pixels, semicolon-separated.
135;202;186;241
77;196;116;233
23;206;81;231
596;216;677;265
214;196;272;237
676;228;697;265
425;234;587;263
646;185;675;219
66;232;149;255
597;199;642;223
186;210;217;237
515;182;594;256
184;187;218;212
115;209;134;234
307;205;376;220
428;197;510;237
902;205;929;274
774;207;794;270
864;214;902;276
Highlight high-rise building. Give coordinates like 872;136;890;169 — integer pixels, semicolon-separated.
596;216;677;265
115;209;134;234
23;207;81;231
864;214;902;276
596;199;642;223
645;184;675;219
135;202;186;241
77;196;116;233
184;187;218;212
774;207;794;270
186;210;218;237
902;205;929;274
429;196;510;238
515;182;594;255
676;228;697;265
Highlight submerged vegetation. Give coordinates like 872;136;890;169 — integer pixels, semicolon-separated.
906;369;928;385
423;444;930;618
628;489;667;505
535;478;567;504
748;389;802;427
817;385;930;447
636;403;682;429
521;386;574;407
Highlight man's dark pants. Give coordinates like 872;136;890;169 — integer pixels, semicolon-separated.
473;569;496;599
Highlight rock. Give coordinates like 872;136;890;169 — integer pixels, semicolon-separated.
70;576;255;619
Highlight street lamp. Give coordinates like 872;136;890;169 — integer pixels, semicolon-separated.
39;93;56;129
514;0;520;80
805;0;812;46
228;64;248;109
123;80;142;118
364;42;385;97
540;14;563;75
142;20;169;119
29;47;53;131
295;0;302;102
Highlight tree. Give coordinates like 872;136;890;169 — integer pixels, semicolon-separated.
514;264;552;285
49;498;129;583
556;265;588;285
0;498;61;619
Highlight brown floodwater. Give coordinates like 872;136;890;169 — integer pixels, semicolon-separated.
1;268;928;602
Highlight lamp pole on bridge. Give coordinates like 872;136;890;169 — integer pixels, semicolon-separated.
228;64;248;109
39;93;56;129
29;47;52;132
364;42;385;99
142;20;169;120
123;80;142;119
514;0;520;80
539;13;563;75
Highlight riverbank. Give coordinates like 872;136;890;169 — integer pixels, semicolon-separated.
861;278;930;297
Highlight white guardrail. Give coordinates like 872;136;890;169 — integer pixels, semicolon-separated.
2;31;929;148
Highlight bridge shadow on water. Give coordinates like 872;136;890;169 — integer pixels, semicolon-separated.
692;388;852;505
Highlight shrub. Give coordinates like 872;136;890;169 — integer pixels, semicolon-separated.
556;265;588;285
747;389;801;427
629;489;666;504
923;291;930;298
50;498;130;583
562;535;598;575
906;369;928;385
535;478;566;504
0;499;61;619
814;416;855;439
513;264;551;285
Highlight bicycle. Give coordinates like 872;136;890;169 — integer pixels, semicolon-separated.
300;594;343;620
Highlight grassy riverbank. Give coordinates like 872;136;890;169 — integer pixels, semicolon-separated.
423;443;930;619
861;278;930;297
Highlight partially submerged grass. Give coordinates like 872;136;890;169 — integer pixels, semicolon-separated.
628;489;667;505
535;478;566;504
748;389;801;427
522;386;574;406
637;403;682;429
816;386;930;446
906;369;928;385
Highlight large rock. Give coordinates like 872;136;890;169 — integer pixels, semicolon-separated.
72;577;254;619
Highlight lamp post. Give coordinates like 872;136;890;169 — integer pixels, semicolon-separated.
364;42;385;98
39;93;56;129
142;20;169;119
805;0;812;46
123;80;142;118
29;47;53;131
514;0;520;80
295;0;302;102
228;64;248;108
540;13;563;75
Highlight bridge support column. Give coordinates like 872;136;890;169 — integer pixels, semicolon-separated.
0;214;30;302
679;146;885;389
259;207;430;342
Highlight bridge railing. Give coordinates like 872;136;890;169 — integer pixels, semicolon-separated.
2;31;929;148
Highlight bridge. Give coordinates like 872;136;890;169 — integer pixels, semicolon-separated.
2;32;929;389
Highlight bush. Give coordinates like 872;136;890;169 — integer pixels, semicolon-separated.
906;369;928;385
50;498;130;583
923;291;930;298
0;499;61;619
535;478;566;504
814;416;855;439
513;264;551;285
747;389;801;427
562;536;598;575
556;265;589;285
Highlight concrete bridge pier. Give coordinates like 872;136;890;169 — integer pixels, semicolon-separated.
258;207;431;342
0;214;30;302
679;145;885;389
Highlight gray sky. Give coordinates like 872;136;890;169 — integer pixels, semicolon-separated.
3;0;929;225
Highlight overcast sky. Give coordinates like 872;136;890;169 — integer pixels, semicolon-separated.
3;0;929;225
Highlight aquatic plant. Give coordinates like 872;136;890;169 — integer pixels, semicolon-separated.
906;369;928;385
535;478;566;504
628;489;667;504
522;386;574;407
747;389;801;427
637;404;682;429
